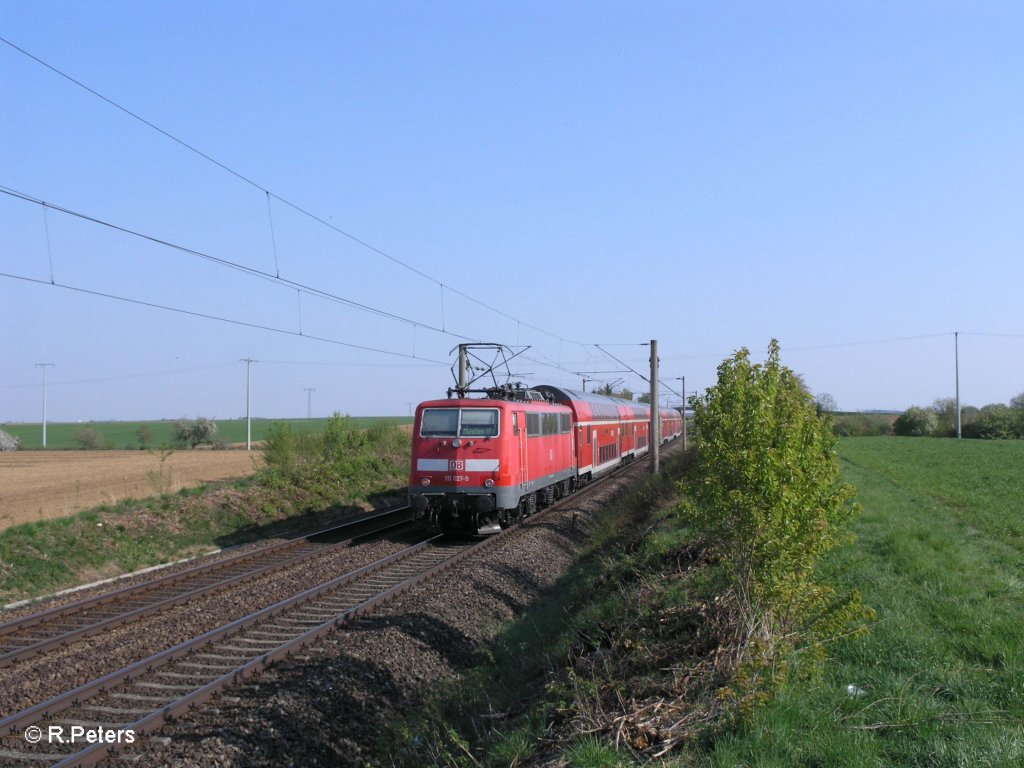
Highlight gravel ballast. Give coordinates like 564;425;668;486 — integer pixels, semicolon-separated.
129;462;653;767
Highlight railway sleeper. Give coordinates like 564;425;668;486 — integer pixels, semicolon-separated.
79;704;153;716
110;693;178;704
135;681;196;692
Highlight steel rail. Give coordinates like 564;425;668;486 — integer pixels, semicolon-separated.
0;532;485;766
0;506;412;668
0;449;666;765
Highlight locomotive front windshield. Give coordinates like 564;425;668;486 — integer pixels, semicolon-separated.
420;408;499;438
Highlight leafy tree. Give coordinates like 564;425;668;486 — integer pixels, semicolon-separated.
594;384;634;400
930;398;959;437
74;427;104;450
1010;392;1024;438
681;340;867;705
893;406;937;437
636;392;652;404
173;417;218;448
0;429;20;452
963;404;1013;439
814;392;837;414
136;424;153;450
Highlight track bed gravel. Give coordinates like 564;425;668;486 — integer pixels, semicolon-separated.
127;460;652;767
0;532;421;718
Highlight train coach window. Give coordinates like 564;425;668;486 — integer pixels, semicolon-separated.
421;408;458;437
460;408;499;437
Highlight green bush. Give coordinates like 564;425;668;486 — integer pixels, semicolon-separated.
893;406;936;436
74;426;104;450
832;413;893;437
173;417;218;448
681;340;868;707
261;413;408;491
962;403;1014;439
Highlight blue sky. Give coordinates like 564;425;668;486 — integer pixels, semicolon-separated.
3;1;1022;422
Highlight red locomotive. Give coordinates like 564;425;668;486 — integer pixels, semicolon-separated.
409;383;682;534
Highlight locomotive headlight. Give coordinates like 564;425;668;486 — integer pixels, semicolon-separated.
421;478;431;486
484;479;494;488
452;439;462;448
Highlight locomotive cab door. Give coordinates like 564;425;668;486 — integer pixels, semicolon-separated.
514;411;527;488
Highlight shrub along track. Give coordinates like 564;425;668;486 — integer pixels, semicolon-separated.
124;454;666;768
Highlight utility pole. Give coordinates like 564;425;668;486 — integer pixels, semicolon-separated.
650;339;660;474
35;363;54;448
678;376;687;451
241;358;256;451
955;331;961;439
304;388;316;419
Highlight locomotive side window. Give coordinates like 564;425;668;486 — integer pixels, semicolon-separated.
421;408;458;437
460;409;499;437
543;413;559;435
527;413;541;436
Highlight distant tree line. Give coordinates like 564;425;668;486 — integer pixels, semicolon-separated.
894;394;1024;439
591;384;656;405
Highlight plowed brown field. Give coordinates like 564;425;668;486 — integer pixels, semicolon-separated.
0;450;263;530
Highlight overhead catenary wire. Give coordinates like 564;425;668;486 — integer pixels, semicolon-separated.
594;344;650;385
0;362;238;388
1;185;610;386
0;185;473;342
0;271;450;365
0;35;585;349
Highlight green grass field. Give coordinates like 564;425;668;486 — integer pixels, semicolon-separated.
707;437;1024;767
0;416;412;450
388;437;1024;767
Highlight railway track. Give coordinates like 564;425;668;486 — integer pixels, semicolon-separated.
0;455;657;766
0;507;412;669
0;533;488;767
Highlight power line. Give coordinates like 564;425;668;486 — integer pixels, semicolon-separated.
2;183;590;383
4;184;612;387
594;344;650;385
0;35;583;348
0;271;449;364
0;185;472;341
959;331;1024;340
0;362;237;389
658;332;955;362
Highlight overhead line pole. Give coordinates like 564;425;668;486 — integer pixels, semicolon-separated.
35;363;54;448
955;332;961;440
304;388;316;419
241;358;256;451
650;340;659;474
678;376;687;451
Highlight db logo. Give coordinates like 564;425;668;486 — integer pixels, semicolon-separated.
450;460;465;471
